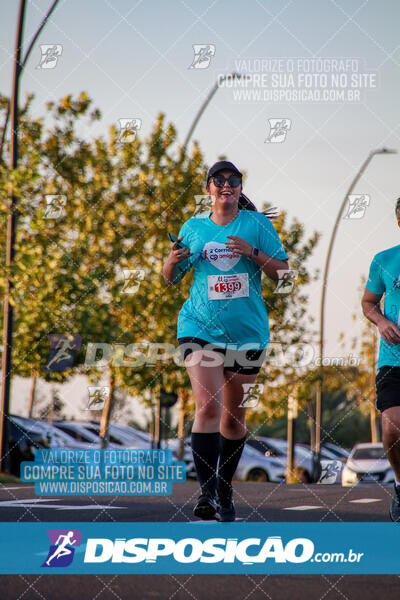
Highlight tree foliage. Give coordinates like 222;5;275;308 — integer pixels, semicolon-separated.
0;92;321;437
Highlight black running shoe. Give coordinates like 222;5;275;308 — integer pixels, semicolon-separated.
390;483;400;522
193;491;218;520
216;488;236;522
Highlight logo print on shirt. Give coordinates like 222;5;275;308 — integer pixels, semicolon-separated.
200;241;241;272
393;274;400;290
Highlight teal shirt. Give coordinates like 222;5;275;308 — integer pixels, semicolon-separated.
175;210;288;350
366;244;400;369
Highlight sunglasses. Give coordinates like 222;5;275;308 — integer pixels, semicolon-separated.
211;174;242;188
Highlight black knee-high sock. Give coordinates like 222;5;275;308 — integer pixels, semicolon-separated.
217;432;247;502
191;431;220;494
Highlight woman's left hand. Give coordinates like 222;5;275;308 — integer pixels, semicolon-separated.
225;235;253;258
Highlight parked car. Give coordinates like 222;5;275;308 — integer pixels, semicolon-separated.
342;442;394;486
291;444;344;483
83;422;175;451
245;437;283;459
8;415;49;477
111;423;151;442
246;437;311;482
235;444;286;482
29;419;95;449
246;437;341;483
283;440;338;460
321;443;350;461
79;422;149;449
52;421;120;448
167;437;285;482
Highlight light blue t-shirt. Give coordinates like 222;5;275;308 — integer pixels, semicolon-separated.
175;210;289;350
366;244;400;369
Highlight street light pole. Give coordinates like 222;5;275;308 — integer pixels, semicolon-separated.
0;0;26;474
182;73;248;153
313;147;397;481
0;0;60;473
0;0;60;163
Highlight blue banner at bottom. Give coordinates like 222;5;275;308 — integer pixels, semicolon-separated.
0;522;398;574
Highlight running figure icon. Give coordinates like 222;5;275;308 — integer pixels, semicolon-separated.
46;531;77;566
42;529;82;568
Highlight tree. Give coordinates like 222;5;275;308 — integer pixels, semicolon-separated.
0;91;321;448
0;92;204;444
253;379;371;449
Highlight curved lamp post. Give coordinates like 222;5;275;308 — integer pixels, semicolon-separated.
0;0;60;473
182;72;248;153
312;147;397;480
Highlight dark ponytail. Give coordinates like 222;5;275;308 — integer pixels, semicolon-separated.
238;192;257;211
239;192;278;220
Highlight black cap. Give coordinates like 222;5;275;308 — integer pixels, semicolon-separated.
206;160;242;185
205;160;258;212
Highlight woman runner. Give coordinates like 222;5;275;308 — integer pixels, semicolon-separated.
162;160;289;521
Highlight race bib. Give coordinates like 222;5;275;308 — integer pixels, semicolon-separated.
208;273;249;300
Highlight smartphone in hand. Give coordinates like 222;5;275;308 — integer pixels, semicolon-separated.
168;233;185;248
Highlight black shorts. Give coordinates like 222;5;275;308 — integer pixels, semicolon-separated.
376;365;400;412
177;336;266;375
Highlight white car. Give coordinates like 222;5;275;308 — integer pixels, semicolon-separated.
235;444;286;482
167;438;286;482
342;442;394;486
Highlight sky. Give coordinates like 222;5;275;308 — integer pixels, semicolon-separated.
1;0;399;423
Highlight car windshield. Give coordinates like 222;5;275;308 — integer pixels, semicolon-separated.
84;424;140;446
352;447;386;460
324;444;349;458
270;440;309;460
248;440;279;457
10;416;45;436
56;424;98;443
244;445;259;457
113;424;150;440
244;444;280;465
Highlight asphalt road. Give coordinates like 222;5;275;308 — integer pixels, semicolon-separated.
0;480;394;521
0;481;399;600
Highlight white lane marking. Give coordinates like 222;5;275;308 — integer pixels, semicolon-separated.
284;505;323;511
349;498;381;504
0;498;125;510
0;498;57;503
55;505;126;510
0;486;29;490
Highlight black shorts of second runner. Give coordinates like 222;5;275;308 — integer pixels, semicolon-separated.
177;337;267;375
376;365;400;412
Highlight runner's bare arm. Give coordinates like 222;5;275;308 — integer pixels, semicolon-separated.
253;251;289;281
361;288;400;346
225;235;288;281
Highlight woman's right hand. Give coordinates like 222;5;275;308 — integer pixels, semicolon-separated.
168;236;193;264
